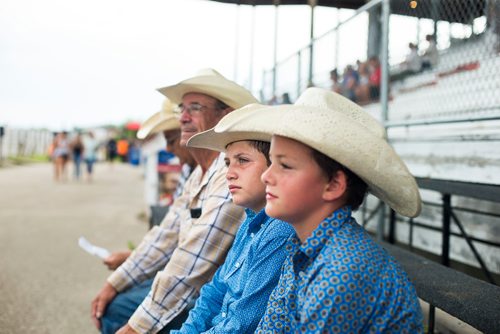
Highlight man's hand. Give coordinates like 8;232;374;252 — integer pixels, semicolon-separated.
116;323;138;334
103;250;132;270
91;282;117;329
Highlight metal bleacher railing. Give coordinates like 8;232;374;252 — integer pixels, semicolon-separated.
261;0;500;333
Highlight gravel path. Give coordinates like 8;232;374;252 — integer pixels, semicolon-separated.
0;162;148;334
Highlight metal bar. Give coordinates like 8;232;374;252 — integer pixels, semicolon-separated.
233;4;240;82
308;2;315;87
376;0;390;243
451;211;497;285
400;219;500;248
428;304;435;334
388;209;396;244
442;194;451;266
409;218;414;250
362;201;382;228
417;177;500;203
297;50;302;98
248;5;256;91
272;3;279;96
447;205;500;219
386;113;500;128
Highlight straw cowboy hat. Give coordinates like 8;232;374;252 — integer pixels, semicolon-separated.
188;87;421;218
136;98;180;139
157;68;258;109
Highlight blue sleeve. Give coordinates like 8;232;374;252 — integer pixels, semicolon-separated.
203;224;292;333
171;256;229;333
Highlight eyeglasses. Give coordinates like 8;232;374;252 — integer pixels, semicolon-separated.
175;103;215;116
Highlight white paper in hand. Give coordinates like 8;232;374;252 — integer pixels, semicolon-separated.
78;236;111;259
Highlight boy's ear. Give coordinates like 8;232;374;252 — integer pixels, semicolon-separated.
323;170;347;202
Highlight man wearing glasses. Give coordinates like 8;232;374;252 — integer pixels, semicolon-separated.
91;69;258;334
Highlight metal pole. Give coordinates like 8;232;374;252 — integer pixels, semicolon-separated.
272;1;279;97
442;194;451;266
248;5;256;92
308;0;316;87
297;50;302;98
335;8;340;71
377;0;391;242
388;209;396;244
233;4;240;82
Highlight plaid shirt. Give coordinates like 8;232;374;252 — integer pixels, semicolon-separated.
107;154;244;333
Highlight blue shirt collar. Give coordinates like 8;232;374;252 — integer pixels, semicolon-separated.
298;206;352;259
245;208;270;235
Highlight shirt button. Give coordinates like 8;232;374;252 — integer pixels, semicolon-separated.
235;262;240;268
250;233;255;238
221;312;227;318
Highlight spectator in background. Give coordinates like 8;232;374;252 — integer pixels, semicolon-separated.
71;133;84;180
354;60;371;105
421;34;439;70
329;68;342;94
117;138;129;162
106;137;117;165
53;131;70;182
341;65;359;102
403;42;422;73
281;92;292;104
368;56;382;101
83;131;99;183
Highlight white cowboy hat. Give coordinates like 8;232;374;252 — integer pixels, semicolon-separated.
188;87;421;218
136;99;180;140
157;68;259;109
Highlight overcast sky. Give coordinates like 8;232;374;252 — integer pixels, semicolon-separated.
1;0;354;131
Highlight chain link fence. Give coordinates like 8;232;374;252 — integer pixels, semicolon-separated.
260;0;500;280
263;0;500;184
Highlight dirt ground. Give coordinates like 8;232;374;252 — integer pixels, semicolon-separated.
0;162;148;334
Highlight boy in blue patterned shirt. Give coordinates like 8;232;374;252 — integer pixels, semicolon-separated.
206;88;424;333
171;107;294;333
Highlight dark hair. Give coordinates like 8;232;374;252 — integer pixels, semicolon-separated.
226;140;271;166
214;99;231;112
311;149;368;210
248;140;271;166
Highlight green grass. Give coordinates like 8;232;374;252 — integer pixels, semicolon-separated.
3;155;50;165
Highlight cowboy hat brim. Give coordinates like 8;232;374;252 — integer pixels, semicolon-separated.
157;68;258;110
189;90;421;218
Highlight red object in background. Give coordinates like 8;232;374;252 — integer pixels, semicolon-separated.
125;121;141;131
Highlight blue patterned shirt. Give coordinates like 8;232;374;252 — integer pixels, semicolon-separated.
172;208;294;333
256;206;423;333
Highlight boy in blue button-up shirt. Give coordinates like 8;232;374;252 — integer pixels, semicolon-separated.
172;132;294;333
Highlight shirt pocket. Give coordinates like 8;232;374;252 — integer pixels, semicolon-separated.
224;255;247;281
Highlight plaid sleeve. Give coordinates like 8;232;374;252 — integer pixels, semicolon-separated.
128;160;245;333
107;180;191;292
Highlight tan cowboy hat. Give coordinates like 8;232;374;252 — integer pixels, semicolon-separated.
136;98;180;140
188;87;421;218
157;68;259;109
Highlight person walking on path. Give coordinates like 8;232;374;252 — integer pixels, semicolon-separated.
71;133;84;180
83;131;99;183
53;131;70;182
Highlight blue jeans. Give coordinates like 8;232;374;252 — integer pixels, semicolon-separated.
73;154;82;179
100;278;189;334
